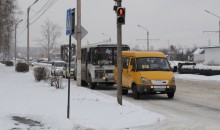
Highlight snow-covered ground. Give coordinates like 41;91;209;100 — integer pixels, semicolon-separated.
0;63;164;130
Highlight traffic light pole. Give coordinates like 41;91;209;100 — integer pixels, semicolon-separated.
117;1;122;105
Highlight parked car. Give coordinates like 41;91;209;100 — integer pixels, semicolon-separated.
62;62;75;78
51;61;66;76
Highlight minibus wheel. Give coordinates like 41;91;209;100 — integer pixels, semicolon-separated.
132;85;139;99
167;92;174;98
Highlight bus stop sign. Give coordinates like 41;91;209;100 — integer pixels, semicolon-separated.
66;9;72;35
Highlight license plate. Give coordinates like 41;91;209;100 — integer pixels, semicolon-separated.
153;86;167;88
154;88;165;92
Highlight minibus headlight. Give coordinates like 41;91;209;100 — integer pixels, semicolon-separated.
171;77;175;83
141;77;150;84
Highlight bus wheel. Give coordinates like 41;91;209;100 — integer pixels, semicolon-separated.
88;75;96;89
132;85;140;99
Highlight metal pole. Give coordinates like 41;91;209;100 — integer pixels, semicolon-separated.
67;35;71;119
27;7;30;64
147;31;149;51
117;1;122;105
76;0;82;86
219;20;220;44
14;24;17;65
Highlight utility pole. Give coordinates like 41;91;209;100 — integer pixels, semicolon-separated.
204;10;220;45
76;0;82;86
14;19;23;65
219;20;220;44
27;7;30;64
147;31;149;51
27;0;38;64
137;25;159;51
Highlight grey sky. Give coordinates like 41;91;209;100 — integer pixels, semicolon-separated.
17;0;220;50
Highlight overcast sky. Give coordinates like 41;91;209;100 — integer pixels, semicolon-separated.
16;0;220;50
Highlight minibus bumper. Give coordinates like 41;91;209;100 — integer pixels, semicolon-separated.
136;85;176;94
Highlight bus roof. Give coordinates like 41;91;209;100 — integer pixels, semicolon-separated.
82;43;129;48
122;51;166;58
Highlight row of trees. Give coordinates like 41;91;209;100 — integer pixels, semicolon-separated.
132;44;197;61
0;0;17;58
159;45;197;61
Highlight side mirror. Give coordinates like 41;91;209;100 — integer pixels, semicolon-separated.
173;66;177;72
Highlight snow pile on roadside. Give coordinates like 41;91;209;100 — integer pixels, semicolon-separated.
0;63;164;130
182;63;220;70
175;73;220;81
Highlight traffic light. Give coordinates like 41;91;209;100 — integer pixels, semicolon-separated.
117;7;125;25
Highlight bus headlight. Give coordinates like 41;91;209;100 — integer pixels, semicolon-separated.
141;77;150;84
102;76;107;81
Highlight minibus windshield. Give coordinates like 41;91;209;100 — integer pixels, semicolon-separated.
137;57;171;71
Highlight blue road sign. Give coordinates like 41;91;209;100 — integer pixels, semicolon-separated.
66;9;72;35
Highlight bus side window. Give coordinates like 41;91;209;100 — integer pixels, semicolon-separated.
87;49;91;63
81;49;87;64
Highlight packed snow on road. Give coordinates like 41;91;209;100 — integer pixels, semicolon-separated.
0;63;164;130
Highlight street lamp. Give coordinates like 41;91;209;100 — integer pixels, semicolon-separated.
101;33;111;43
14;19;23;65
27;0;38;64
205;10;220;45
137;25;149;51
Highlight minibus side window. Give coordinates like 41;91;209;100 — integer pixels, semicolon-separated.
123;57;130;69
131;58;136;71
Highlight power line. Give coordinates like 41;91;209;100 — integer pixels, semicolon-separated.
29;0;53;20
17;0;58;36
30;0;58;25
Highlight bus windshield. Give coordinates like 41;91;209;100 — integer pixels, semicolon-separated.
92;47;129;65
137;57;171;71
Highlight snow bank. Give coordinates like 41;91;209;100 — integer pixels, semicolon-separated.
175;73;220;81
182;63;220;70
0;63;164;130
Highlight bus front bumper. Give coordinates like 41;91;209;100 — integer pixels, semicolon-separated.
92;78;114;84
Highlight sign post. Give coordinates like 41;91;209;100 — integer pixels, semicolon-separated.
66;8;75;119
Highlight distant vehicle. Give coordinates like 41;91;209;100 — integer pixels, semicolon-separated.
51;53;61;61
75;43;130;89
60;44;75;62
114;51;177;99
63;56;76;79
51;61;66;76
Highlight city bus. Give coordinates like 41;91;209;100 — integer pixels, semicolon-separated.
75;43;130;89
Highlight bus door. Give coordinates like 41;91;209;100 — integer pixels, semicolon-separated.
127;58;136;88
122;57;130;87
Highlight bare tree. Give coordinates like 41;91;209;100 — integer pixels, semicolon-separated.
36;18;62;61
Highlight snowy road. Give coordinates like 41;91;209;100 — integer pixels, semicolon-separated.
95;79;220;130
